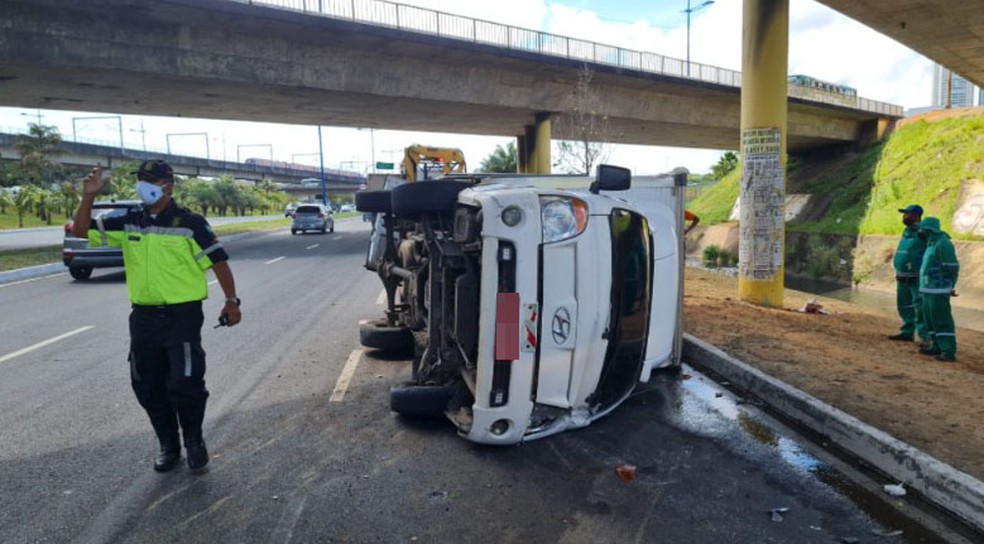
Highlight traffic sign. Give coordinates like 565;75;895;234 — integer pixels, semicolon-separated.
375;161;395;170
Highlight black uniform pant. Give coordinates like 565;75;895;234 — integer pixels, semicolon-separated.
129;301;209;444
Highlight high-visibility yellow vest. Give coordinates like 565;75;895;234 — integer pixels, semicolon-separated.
89;210;221;305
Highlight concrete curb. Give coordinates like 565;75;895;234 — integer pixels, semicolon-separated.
0;262;65;284
683;333;984;534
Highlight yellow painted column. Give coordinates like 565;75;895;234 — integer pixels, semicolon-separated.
533;113;551;174
738;0;788;307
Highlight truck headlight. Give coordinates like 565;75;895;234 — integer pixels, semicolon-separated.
540;196;588;243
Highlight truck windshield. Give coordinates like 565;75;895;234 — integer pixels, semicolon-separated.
591;209;652;413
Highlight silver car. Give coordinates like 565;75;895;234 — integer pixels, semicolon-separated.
290;203;334;235
62;200;143;280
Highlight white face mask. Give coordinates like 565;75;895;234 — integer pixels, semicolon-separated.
136;180;166;206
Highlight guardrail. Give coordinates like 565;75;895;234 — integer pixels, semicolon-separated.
234;0;903;117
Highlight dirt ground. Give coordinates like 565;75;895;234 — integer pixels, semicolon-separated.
683;267;984;482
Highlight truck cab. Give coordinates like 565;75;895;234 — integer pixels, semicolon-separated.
356;166;683;445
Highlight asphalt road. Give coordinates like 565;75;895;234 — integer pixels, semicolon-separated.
0;214;283;250
0;221;958;543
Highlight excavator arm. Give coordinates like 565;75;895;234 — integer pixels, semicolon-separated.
402;145;467;182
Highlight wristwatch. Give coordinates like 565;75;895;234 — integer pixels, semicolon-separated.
226;297;241;307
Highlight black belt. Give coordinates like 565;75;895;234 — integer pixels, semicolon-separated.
132;300;202;312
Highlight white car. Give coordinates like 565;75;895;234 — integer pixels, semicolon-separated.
356;166;683;445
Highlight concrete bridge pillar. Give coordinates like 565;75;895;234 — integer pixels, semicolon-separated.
517;113;552;174
738;0;788;308
517;133;529;173
533;113;551;175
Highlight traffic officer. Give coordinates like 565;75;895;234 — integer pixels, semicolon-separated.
72;159;241;472
888;204;928;344
917;217;960;362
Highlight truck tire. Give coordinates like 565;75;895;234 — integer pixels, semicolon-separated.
359;318;413;352
391;181;472;216
69;265;93;280
356;190;391;213
390;383;457;418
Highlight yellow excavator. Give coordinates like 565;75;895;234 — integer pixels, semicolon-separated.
402;145;466;182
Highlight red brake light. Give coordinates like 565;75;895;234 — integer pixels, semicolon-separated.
64;222;74;235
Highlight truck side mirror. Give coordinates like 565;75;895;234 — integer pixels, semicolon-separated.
590;164;631;194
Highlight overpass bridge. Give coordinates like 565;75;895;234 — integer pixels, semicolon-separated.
0;0;902;156
0;132;365;191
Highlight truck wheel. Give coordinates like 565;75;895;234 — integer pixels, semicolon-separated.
356;190;392;213
359;319;413;352
69;265;93;280
390;383;457;418
391;181;472;216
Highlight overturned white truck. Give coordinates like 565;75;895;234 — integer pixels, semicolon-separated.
356;166;685;445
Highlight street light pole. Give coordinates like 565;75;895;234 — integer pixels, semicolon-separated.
318;125;327;205
683;0;714;77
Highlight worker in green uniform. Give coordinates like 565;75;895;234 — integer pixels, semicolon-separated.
917;217;960;362
73;159;241;472
888;204;928;344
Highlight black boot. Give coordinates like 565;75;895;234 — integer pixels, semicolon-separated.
150;414;182;472
178;407;209;471
184;432;209;471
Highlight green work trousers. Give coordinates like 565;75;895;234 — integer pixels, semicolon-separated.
922;293;956;357
895;279;927;341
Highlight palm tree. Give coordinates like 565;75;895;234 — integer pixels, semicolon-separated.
15;123;64;187
59;182;79;219
711;151;739;180
0;192;13;215
12;185;36;228
34;189;55;225
479;142;517;173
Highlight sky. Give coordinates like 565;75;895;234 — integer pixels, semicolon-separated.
0;0;938;176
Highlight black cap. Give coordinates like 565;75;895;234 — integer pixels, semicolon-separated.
131;159;174;182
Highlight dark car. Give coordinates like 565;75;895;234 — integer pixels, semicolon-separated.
62;200;143;280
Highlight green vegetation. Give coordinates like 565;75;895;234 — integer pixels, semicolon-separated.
687;113;984;241
688;166;740;224
701;244;737;268
0;245;61;272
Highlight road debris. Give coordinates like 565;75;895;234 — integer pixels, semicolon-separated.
798;299;830;315
615;464;637;483
769;507;790;522
871;528;904;537
883;482;906;497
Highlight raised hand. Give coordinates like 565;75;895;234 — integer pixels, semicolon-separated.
82;164;107;196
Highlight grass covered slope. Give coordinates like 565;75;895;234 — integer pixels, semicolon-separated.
687;112;984;240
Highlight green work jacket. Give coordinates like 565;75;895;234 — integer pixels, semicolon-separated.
919;233;959;295
89;200;228;305
893;224;925;279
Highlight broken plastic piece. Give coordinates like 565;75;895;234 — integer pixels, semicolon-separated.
798;299;830;315
615;464;637;483
883;482;906;497
769;507;790;522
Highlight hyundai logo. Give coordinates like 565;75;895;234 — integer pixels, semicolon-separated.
551;307;571;345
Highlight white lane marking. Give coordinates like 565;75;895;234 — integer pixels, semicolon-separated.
330;350;363;402
305;244;319;250
332;236;342;241
0;326;94;364
0;272;69;289
265;256;286;264
376;289;386;305
208;279;219;286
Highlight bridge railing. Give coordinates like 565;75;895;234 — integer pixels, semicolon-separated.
237;0;903;117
